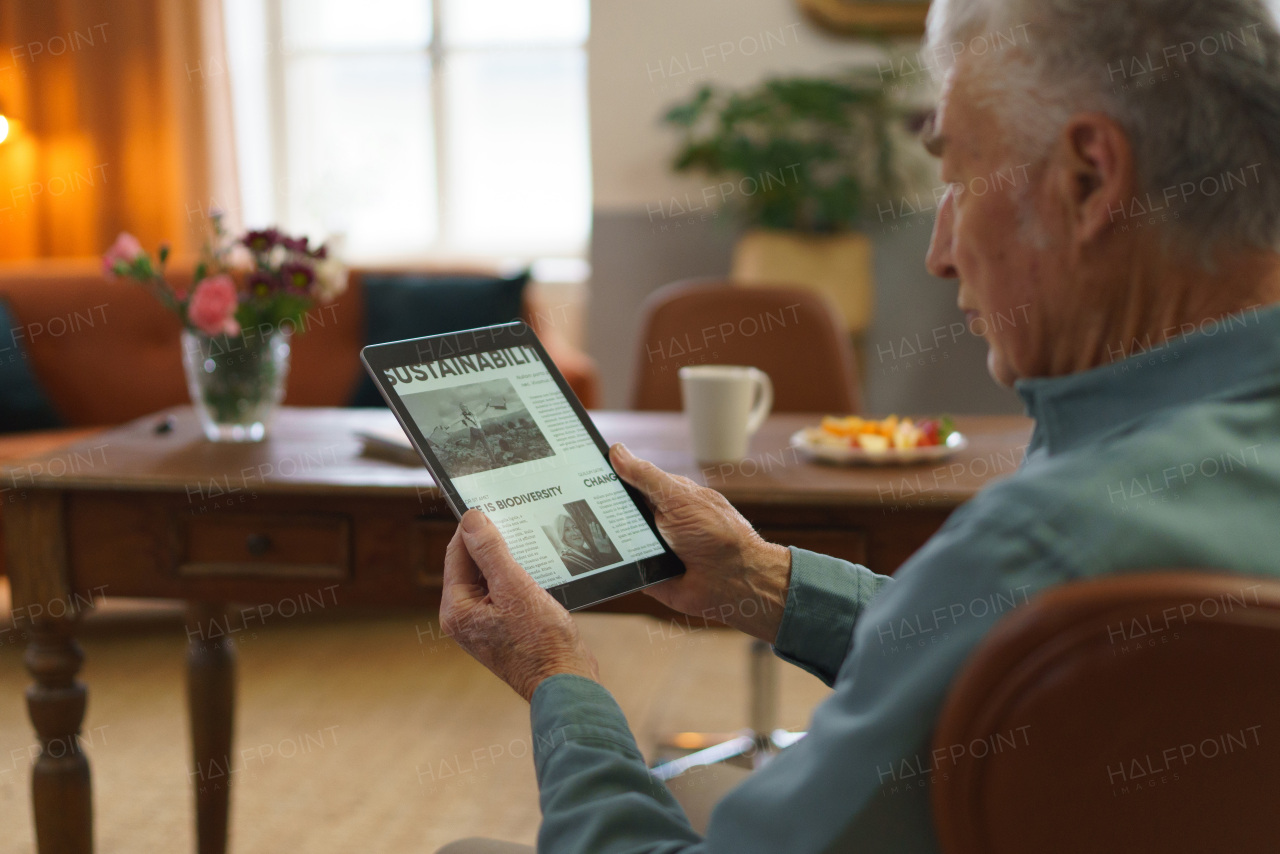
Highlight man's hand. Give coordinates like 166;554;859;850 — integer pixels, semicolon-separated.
610;443;791;643
440;510;599;702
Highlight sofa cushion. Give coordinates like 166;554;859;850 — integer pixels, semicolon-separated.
0;299;64;433
0;260;192;425
348;270;531;407
0;259;368;423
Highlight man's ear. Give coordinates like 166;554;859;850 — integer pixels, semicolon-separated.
1054;112;1136;244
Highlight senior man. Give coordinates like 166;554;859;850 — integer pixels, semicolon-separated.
436;0;1280;851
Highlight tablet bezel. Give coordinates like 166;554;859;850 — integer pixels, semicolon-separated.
360;321;685;611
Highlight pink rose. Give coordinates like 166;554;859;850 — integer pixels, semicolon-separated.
188;274;242;336
102;232;145;279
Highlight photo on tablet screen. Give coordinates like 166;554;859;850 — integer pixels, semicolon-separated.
541;499;624;576
398;378;554;479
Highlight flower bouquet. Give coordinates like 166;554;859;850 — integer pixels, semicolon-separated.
103;214;347;441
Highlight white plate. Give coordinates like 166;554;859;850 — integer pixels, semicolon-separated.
790;428;969;466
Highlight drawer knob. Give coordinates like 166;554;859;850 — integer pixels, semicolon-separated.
246;533;272;556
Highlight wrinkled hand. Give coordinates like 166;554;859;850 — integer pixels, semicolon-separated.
440;510;599;702
610;443;791;643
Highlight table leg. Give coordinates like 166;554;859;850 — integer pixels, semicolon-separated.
186;604;236;854
24;614;93;854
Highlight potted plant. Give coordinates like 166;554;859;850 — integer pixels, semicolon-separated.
102;214;346;442
663;72;915;334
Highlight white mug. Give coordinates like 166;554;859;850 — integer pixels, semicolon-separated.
678;365;774;463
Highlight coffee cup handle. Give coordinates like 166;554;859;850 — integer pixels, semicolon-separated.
745;369;773;436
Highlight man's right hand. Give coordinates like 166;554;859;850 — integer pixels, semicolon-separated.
610;443;792;643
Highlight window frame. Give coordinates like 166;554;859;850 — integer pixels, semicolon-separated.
242;0;591;265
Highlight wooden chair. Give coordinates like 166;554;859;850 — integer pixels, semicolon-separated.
631;278;860;413
633;278;861;775
932;572;1280;854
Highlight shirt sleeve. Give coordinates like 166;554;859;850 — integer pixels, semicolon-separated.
528;550;893;854
771;547;894;686
531;674;705;854
529;481;1085;854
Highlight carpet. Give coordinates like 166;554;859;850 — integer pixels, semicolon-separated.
0;583;830;853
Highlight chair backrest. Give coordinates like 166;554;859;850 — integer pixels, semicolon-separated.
931;572;1280;854
629;278;860;413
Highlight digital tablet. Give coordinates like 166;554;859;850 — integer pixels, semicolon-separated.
360;322;685;611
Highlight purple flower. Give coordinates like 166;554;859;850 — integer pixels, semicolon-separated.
243;228;281;254
281;262;315;292
248;270;277;297
280;234;310;254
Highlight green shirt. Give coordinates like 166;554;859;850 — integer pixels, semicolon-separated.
529;302;1280;853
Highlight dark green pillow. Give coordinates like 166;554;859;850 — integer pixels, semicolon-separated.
0;299;64;433
349;270;531;407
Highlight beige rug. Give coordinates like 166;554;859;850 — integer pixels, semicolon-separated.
0;584;829;853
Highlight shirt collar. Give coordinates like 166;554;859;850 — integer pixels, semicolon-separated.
1015;302;1280;456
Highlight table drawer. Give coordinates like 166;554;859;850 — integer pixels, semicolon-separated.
758;527;868;566
176;512;352;580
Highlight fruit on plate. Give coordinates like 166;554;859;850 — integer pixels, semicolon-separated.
856;433;890;453
811;414;955;451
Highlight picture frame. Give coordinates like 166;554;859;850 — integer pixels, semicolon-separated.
797;0;930;36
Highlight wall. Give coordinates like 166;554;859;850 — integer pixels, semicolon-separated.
586;0;1022;415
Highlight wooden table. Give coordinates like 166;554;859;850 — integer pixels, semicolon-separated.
2;407;1031;854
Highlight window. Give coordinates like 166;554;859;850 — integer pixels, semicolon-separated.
223;0;591;264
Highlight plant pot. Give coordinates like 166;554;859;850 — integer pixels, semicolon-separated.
181;328;292;442
731;228;874;333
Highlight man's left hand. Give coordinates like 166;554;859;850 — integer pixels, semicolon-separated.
440;509;600;702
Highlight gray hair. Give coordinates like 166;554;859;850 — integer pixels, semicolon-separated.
925;0;1280;261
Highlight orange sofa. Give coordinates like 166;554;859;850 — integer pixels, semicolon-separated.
0;258;599;573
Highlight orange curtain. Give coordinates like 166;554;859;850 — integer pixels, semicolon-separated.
0;0;239;260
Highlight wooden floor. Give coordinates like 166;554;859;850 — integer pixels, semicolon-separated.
0;582;831;853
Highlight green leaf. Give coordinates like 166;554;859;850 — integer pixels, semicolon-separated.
662;85;714;127
234;303;255;331
657;69;906;232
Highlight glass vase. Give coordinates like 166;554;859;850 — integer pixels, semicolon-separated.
181;328;292;442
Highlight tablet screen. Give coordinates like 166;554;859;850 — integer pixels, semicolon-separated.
369;328;674;598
